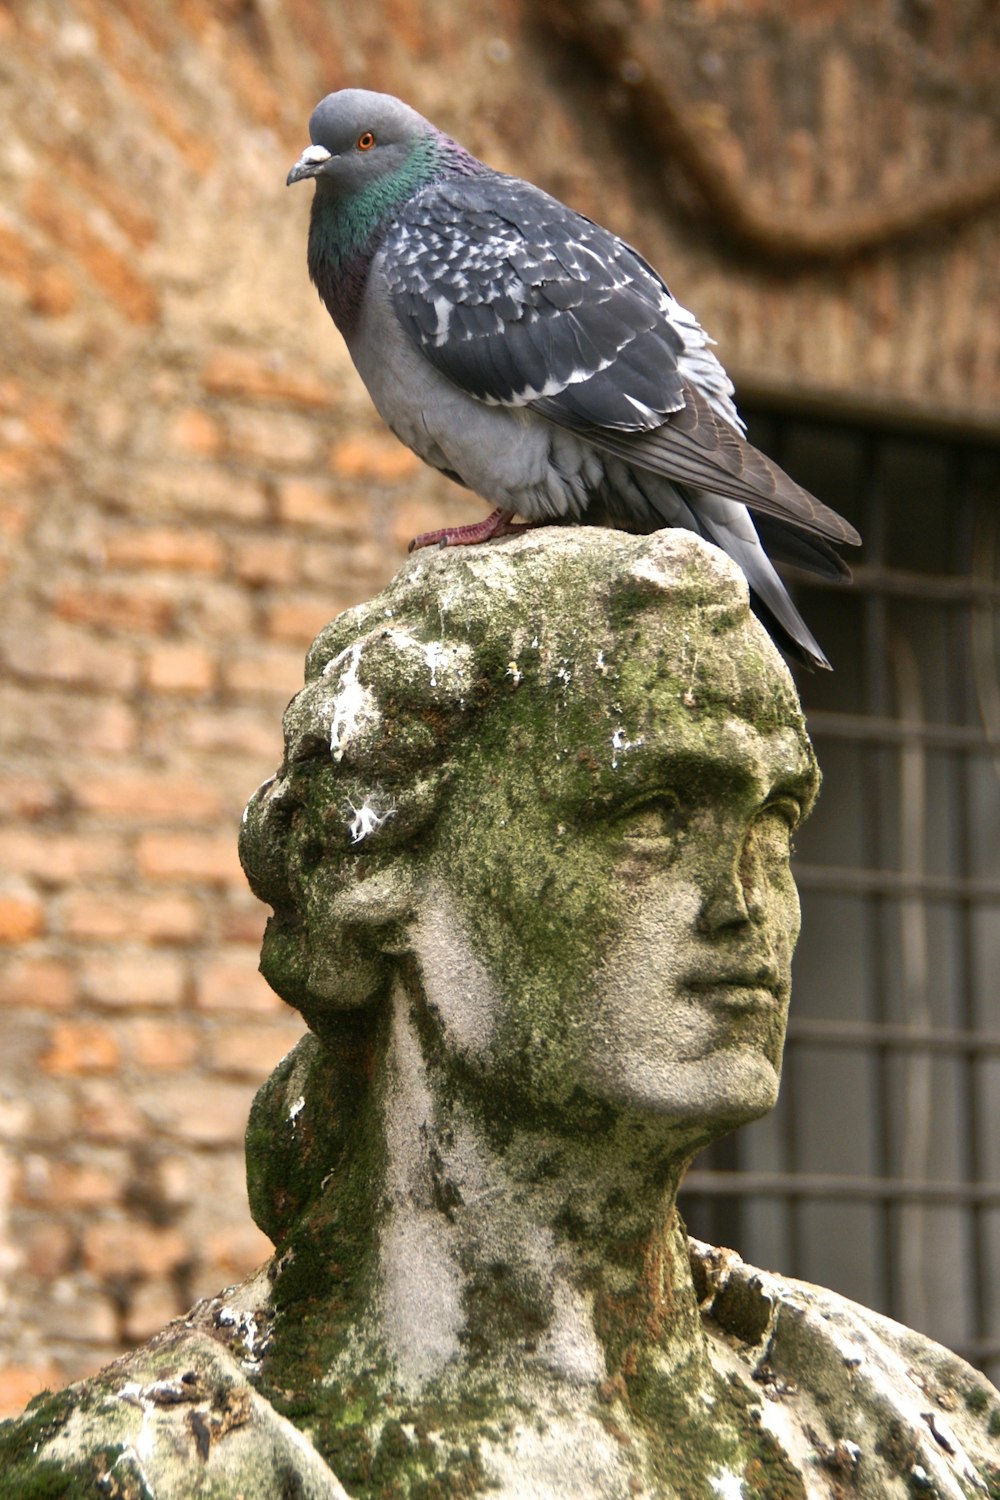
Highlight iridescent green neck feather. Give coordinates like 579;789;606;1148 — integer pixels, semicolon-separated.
307;134;474;336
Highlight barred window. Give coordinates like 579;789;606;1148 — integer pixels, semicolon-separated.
681;404;1000;1386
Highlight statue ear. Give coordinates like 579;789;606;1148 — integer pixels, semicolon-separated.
260;867;420;1023
328;867;419;948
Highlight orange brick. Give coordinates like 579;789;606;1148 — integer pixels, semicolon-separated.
0;1364;63;1422
183;582;254;640
7;620;138;692
126;1019;200;1071
183;708;279;761
0;890;45;944
0;957;75;1009
298;537;387;590
29;263;77;317
56;152;157;250
330;433;420;482
204;1221;273;1280
63;891;204;944
26;179;159;324
0;495;30;541
137;832;243;888
94;398;128;447
225;408;320;467
0;221;41;294
143;1153;194;1210
139;1077;255;1144
72;772;221;824
25;395;71;450
201;350;332;409
18;1222;75;1280
124;1278;186;1343
143;642;216;695
215;44;285;132
219;904;268;945
1;687;137;755
75;0;215;172
224;647;305;700
26;1088;75;1142
76;1082;144;1142
39;1021;121;1075
140;465;267;523
0;448;36;486
276;477;365;533
207;1020;305;1078
167;407;222;457
54;585;174;635
263;598;335;645
1;776;62;820
21;1159;121;1208
37;1283;120;1345
231;534;300;586
59;892;131;942
195;950;282;1014
104;525;225;574
0;831;127;884
81;953;186;1009
135;894;204;944
82;1220;190;1279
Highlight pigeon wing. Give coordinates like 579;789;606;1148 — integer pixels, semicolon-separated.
386;174;860;549
557;385;862;546
385;173;689;428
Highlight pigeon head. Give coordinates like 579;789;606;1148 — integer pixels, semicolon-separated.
290;90;482;337
287;89;443;198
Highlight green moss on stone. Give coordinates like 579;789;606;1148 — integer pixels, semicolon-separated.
964;1385;989;1415
0;1388;98;1500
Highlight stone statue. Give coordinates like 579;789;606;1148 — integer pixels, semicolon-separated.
3;530;997;1498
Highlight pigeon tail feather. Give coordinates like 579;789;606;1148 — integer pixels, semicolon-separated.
696;501;832;671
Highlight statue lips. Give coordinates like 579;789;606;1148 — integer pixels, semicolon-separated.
684;966;783;1017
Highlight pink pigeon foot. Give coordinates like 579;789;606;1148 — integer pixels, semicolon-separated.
408;508;537;552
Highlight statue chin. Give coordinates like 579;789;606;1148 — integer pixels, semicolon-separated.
581;1047;782;1130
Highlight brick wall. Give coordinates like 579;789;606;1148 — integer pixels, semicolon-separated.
0;0;495;1415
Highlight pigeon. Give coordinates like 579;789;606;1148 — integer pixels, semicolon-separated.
287;89;860;669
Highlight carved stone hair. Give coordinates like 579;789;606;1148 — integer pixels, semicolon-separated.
239;528;807;1025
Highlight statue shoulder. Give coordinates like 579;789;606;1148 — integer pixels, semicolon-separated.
0;1301;347;1499
690;1237;1000;1498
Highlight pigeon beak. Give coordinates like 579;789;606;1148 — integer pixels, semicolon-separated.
286;144;333;186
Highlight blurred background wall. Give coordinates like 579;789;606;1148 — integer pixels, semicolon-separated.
1;0;998;1413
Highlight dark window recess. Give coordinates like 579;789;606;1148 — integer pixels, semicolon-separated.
679;405;1000;1387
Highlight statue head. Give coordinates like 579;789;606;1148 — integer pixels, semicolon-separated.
241;529;818;1151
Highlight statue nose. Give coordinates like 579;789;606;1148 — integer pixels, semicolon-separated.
697;846;763;933
698;870;750;932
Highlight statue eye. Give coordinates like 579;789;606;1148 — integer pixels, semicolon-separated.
619;793;684;847
357;131;376;151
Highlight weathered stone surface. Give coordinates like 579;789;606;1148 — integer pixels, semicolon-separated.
4;529;997;1497
0;1296;347;1498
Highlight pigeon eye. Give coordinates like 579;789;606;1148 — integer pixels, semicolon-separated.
357;131;376;151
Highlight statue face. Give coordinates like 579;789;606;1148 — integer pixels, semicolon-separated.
412;617;817;1140
579;731;806;1128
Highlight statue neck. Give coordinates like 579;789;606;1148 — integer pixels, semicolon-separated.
379;983;708;1396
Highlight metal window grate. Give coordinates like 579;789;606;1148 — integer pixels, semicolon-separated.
679;405;1000;1384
